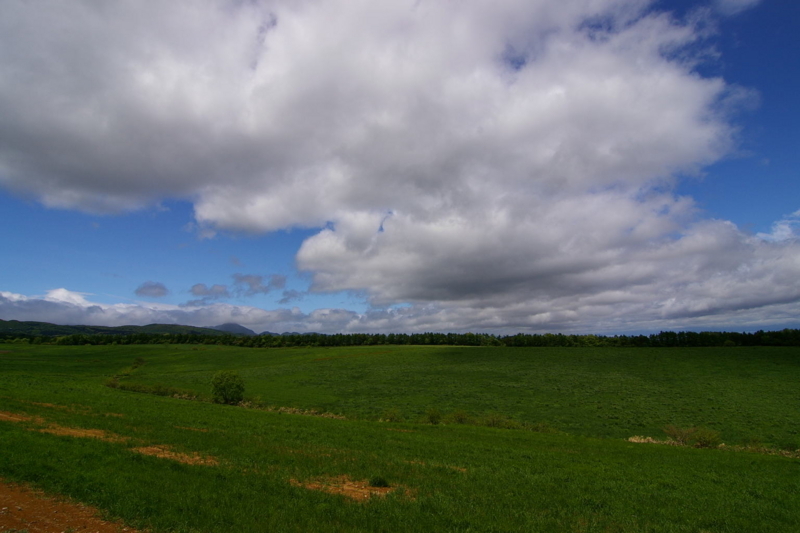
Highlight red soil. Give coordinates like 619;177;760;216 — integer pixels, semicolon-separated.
0;478;141;533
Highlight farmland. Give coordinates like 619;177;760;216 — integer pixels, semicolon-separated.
1;343;799;532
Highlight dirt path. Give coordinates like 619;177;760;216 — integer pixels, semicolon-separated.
0;478;140;533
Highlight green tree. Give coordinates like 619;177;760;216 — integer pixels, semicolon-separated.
211;371;245;405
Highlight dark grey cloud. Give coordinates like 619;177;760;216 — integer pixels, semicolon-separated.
135;281;169;298
185;283;231;307
233;274;286;296
184;274;287;306
279;289;305;305
190;283;230;298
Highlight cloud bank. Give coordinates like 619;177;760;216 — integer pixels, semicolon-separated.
1;0;798;333
2;287;799;335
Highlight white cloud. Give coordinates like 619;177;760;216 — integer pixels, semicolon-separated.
756;210;800;243
0;0;729;221
0;0;797;332
44;288;94;306
713;0;761;16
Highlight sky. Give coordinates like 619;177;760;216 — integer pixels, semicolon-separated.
1;0;799;335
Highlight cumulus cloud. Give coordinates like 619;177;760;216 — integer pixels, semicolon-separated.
0;0;732;221
0;0;797;332
135;281;169;298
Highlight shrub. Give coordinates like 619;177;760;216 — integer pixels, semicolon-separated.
525;421;559;433
449;410;471;424
381;408;403;422
743;436;763;450
211;370;245;405
663;425;721;448
663;425;697;445
425;407;442;425
692;427;722;448
483;412;507;428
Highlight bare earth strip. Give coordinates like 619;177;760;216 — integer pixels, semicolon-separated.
290;475;396;501
132;445;219;466
1;410;218;466
38;425;130;443
628;435;800;458
0;478;141;533
0;411;46;424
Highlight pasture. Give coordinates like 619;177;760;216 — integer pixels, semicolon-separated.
1;343;799;532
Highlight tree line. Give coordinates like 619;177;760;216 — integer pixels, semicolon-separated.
3;328;800;348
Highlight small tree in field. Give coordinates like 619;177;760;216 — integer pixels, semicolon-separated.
211;371;245;405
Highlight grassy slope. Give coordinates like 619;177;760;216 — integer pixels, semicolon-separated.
125;344;799;447
1;343;799;532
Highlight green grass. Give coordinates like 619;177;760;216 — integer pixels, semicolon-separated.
102;343;800;447
1;343;799;532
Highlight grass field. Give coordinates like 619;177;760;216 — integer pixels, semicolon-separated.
111;344;800;447
1;343;799;532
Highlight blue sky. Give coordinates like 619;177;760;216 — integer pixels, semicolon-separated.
0;194;359;312
673;0;800;230
1;0;798;334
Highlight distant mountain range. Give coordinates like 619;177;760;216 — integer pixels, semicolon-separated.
209;323;257;336
0;319;246;337
204;324;318;336
0;319;319;338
